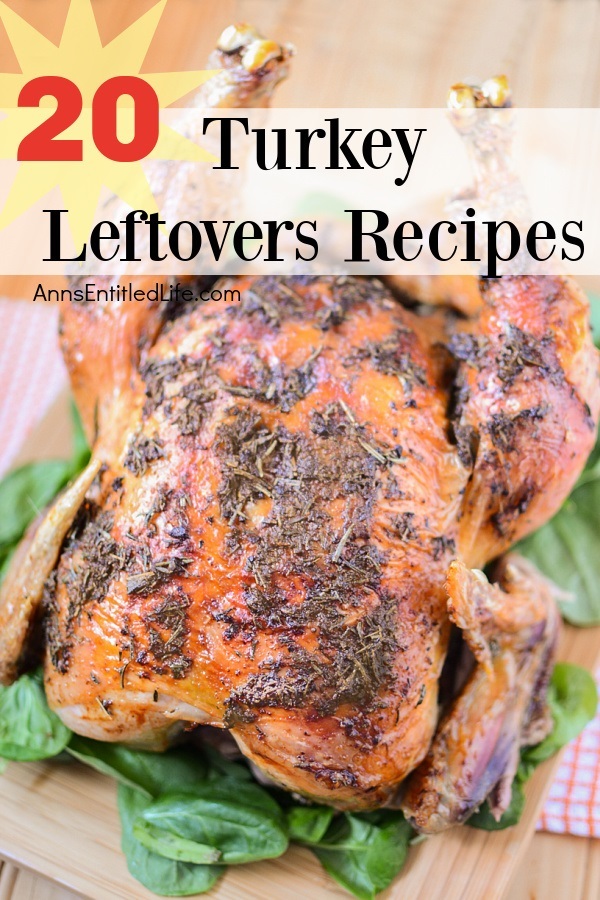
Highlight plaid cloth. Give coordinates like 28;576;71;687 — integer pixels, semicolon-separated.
0;297;598;838
538;675;600;837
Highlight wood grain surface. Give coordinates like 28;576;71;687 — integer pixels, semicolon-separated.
1;1;599;898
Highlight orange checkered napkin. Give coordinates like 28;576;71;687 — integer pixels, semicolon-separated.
0;297;598;839
537;672;600;837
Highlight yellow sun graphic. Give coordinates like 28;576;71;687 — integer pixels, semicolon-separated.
0;0;217;246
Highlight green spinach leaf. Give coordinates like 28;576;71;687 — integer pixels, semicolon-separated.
520;663;598;773
0;400;91;589
306;811;412;900
133;822;221;865
518;476;600;626
118;785;222;896
589;292;600;344
133;783;288;866
0;549;14;583
0;670;71;761
70;400;91;472
0;460;73;552
287;805;335;844
67;735;207;798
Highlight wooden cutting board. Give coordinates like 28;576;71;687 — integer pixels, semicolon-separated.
0;740;586;900
0;393;598;900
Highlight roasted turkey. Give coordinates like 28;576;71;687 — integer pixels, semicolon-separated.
0;26;598;833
